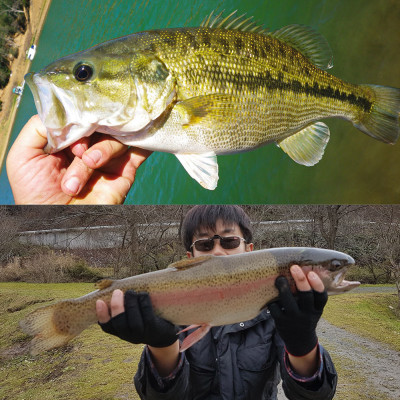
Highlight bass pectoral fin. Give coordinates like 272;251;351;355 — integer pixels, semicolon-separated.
175;152;219;190
277;122;330;166
174;94;238;128
178;324;211;352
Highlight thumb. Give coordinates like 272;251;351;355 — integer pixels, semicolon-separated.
96;299;111;324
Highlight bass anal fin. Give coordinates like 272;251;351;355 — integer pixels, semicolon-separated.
277;122;330;166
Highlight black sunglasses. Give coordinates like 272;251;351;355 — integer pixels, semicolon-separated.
190;234;246;252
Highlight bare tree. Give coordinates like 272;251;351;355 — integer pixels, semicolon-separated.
306;205;365;249
0;205;24;264
374;206;400;307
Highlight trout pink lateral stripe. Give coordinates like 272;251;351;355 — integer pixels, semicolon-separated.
150;275;277;307
19;247;359;355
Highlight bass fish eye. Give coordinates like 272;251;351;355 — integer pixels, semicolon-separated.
74;64;93;82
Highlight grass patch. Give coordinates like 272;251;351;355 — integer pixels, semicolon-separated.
324;290;400;351
1;283;399;399
0;282;142;400
320;343;393;400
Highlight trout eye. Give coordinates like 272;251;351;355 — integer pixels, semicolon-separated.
74;64;93;82
331;259;342;269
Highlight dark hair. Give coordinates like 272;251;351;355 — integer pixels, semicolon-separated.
182;205;253;252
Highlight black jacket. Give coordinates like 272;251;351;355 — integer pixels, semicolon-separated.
134;310;337;400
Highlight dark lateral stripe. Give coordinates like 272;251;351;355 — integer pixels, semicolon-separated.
223;70;373;112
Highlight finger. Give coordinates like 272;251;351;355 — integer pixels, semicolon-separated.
81;137;128;169
124;290;145;339
307;271;325;293
96;299;111;323
137;292;156;325
275;276;298;313
124;290;144;323
290;265;312;292
268;301;283;320
110;289;125;317
297;290;315;313
11;115;47;154
61;156;94;196
109;147;152;185
313;290;328;311
70;137;90;158
68;148;152;204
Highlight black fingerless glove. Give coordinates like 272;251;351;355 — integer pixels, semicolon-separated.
269;276;328;357
99;290;178;348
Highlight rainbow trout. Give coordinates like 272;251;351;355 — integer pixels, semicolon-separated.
24;11;400;190
20;247;358;355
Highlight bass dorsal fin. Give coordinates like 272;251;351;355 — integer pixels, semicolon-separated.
269;24;334;70
200;10;268;34
168;255;214;271
200;11;333;70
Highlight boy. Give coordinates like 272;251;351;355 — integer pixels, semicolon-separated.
96;205;337;399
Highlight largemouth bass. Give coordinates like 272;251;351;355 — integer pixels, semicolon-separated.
20;247;358;355
24;11;400;190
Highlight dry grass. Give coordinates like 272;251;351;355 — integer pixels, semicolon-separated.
0;250;105;283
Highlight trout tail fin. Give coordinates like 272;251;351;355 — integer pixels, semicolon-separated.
20;300;93;355
354;84;400;144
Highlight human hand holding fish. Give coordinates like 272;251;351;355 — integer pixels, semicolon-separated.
96;289;178;348
21;10;400;194
19;247;359;357
6;115;151;204
96;263;328;378
269;265;327;377
97;289;181;377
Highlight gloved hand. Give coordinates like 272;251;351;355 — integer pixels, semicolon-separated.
268;276;328;357
99;290;179;348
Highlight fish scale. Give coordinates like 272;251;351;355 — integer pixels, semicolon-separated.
25;11;400;190
19;247;359;355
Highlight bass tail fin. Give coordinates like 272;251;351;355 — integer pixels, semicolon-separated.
19;300;89;355
355;84;400;144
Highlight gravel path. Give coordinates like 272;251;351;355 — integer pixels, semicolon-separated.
352;285;398;294
317;318;399;399
277;286;399;399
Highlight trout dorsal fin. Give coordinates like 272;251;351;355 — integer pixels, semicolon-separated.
168;255;214;271
200;10;268;34
269;24;334;70
277;122;330;166
95;279;114;290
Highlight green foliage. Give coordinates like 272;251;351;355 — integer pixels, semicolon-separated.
66;262;103;282
0;0;29;89
345;264;395;284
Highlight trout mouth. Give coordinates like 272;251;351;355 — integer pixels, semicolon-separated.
328;268;360;294
25;72;96;153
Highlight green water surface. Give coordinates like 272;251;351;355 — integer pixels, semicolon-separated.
0;0;399;204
